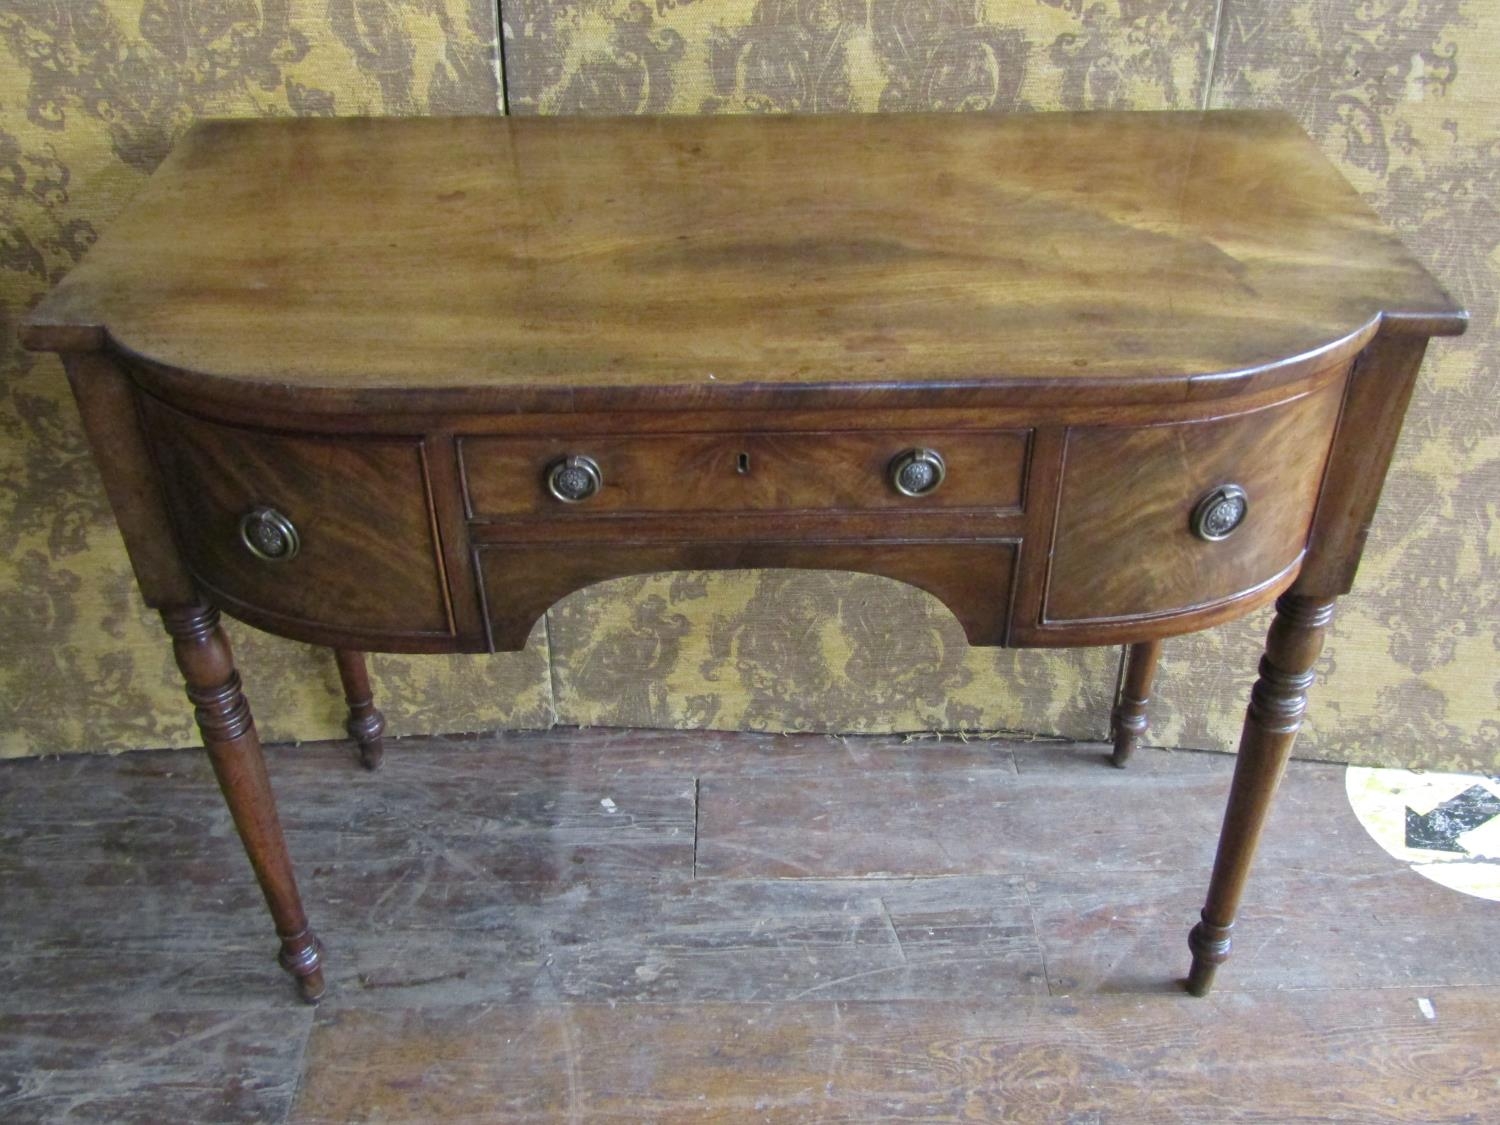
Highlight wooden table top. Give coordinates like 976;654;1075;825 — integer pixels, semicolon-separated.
24;111;1463;411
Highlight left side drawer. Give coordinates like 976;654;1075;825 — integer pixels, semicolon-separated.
139;396;453;639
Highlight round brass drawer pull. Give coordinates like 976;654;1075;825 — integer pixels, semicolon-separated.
546;454;603;503
890;448;946;498
239;506;300;562
1191;484;1249;541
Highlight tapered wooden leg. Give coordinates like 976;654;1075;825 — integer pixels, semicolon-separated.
162;604;325;1004
1110;639;1162;768
334;648;386;771
1186;593;1336;997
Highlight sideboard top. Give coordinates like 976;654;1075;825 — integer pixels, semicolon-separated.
24;111;1465;411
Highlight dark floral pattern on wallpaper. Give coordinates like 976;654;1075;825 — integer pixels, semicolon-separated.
1046;0;1212;109
501;1;685;114
547;569;1118;737
870;1;1031;112
0;0;543;758
503;0;1215;115
1151;0;1497;763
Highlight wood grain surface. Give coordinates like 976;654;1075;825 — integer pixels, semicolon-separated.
291;990;1500;1123
22;112;1463;415
2;730;1496;1123
460;428;1030;517
477;540;1019;650
138;395;456;643
1046;378;1344;624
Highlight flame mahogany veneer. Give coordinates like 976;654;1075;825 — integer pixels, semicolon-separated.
23;112;1465;1003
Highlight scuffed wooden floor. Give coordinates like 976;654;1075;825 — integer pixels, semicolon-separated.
1;729;1496;1122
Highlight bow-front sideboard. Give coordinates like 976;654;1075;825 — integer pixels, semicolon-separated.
22;112;1465;1003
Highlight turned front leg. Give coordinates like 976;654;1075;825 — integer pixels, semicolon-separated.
163;604;325;1003
1110;639;1162;768
1186;593;1335;996
334;649;386;770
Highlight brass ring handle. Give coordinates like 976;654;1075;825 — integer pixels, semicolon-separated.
239;506;300;562
889;448;946;498
1191;484;1248;541
546;454;603;503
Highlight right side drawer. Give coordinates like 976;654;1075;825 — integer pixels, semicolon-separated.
1044;380;1344;625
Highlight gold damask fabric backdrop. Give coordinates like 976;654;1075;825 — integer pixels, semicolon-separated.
0;0;554;758
2;2;1495;770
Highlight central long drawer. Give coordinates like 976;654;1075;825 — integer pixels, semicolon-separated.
458;430;1032;518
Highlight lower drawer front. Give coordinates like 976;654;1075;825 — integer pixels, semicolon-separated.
477;540;1017;651
140;397;453;639
1045;380;1343;624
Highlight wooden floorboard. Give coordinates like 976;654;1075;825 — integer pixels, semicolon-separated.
694;743;1393;880
0;1009;311;1124
289;989;1500;1124
1;728;1496;1122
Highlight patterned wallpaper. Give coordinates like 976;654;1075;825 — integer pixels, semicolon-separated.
1;1;1494;772
1181;2;1499;764
0;0;553;758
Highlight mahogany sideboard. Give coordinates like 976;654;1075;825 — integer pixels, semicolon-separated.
22;111;1465;1003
